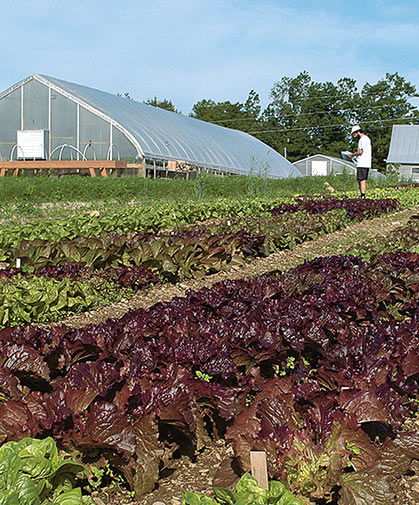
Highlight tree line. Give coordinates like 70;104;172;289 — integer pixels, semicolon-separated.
139;72;419;170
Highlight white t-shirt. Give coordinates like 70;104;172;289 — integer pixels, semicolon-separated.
357;134;371;168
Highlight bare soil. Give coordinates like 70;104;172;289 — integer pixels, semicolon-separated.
54;205;419;505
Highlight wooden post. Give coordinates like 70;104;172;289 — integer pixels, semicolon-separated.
250;451;268;490
138;160;145;177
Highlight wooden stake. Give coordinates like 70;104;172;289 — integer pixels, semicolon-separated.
250;451;268;490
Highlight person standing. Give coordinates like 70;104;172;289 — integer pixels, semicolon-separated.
349;125;372;199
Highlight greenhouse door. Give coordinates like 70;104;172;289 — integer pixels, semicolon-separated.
312;160;327;176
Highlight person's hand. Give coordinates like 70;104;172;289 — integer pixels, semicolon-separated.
348;153;354;159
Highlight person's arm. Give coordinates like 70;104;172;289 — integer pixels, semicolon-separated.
349;148;363;159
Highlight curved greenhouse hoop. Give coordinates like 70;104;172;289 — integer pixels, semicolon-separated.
107;143;120;161
50;144;87;161
10;144;26;161
83;143;96;161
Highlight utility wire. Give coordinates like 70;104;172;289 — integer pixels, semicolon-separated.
268;89;418;101
196;88;418;124
244;116;417;136
206;102;418;124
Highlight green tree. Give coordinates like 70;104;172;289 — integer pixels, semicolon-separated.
356;73;419;169
144;96;180;113
261;71;359;161
261;71;419;167
190;90;261;133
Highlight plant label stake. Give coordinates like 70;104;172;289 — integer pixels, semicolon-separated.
16;258;21;268
250;451;268;490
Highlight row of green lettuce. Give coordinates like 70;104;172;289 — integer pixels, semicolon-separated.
341;185;419;206
0;198;286;257
0;276;96;328
1;187;418;261
0;265;158;329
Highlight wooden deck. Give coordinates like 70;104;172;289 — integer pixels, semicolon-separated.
0;160;145;177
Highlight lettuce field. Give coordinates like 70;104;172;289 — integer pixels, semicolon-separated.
0;177;418;505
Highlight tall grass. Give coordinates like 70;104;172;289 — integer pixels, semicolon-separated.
0;172;404;206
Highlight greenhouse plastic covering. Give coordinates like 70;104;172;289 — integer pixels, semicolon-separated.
36;74;300;178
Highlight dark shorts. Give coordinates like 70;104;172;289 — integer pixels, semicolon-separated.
357;167;370;181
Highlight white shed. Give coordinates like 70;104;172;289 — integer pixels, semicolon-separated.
293;154;356;176
293;153;384;179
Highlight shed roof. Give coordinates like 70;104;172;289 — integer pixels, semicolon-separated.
386;125;419;164
1;74;300;178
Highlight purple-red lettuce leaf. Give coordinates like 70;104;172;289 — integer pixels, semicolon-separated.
339;432;419;505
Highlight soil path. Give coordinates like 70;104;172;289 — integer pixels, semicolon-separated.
59;205;419;329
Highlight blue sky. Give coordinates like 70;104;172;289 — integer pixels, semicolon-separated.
2;0;419;114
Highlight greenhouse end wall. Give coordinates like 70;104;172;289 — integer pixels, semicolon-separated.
0;77;138;161
0;88;21;160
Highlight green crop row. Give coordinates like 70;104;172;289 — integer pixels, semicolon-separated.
0;197;292;260
341;186;419;208
0;276;97;328
2;187;418;262
0;270;151;328
10;210;348;285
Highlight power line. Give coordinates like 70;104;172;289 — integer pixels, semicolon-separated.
195;87;418;125
251;118;416;137
244;116;417;136
208;102;417;124
268;89;418;102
